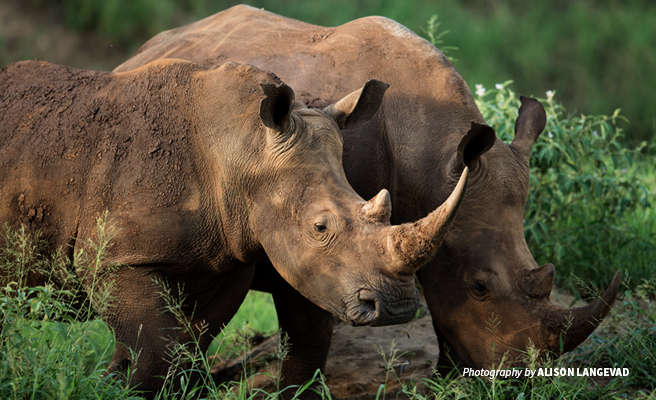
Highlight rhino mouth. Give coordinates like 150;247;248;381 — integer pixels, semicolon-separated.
345;288;420;327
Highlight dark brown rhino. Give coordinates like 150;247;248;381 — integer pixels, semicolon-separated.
115;4;621;388
0;59;469;394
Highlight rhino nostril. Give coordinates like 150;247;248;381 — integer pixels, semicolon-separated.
358;290;379;314
360;298;376;314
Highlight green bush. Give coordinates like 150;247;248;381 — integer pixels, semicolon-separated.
0;283;129;399
475;82;655;292
0;220;135;399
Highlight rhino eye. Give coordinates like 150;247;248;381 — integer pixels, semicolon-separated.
474;280;487;293
314;223;327;233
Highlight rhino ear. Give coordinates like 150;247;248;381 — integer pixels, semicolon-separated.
260;83;295;132
510;96;547;159
324;79;389;129
455;121;496;170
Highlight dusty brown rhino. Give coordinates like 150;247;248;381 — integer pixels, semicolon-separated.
0;59;469;394
115;4;621;388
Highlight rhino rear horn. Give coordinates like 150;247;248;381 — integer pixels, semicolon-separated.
510;96;547;159
519;263;555;299
361;189;392;223
260;83;295;132
324;79;389;129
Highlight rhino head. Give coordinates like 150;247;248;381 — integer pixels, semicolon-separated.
249;79;468;327
422;96;621;369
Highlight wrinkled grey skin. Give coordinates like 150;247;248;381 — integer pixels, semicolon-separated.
115;4;621;393
0;59;468;396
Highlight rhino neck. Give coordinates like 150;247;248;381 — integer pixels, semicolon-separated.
381;95;483;225
340;113;397;206
186;65;282;264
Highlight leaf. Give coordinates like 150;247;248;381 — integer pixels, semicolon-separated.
594;181;603;197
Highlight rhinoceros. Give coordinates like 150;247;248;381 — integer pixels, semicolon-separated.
114;4;621;387
0;59;469;394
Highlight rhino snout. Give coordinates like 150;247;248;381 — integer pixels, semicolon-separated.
346;287;420;327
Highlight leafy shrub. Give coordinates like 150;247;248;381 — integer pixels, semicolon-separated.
0;283;128;399
475;82;655;292
0;219;135;399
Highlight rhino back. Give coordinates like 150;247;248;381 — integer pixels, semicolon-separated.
115;5;486;219
119;5;466;105
0;60;218;270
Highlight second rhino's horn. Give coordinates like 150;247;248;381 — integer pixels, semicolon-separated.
387;167;468;275
541;270;622;353
520;263;556;299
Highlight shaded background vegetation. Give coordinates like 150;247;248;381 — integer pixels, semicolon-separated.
1;0;654;145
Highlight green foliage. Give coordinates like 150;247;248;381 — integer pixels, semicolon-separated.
0;283;127;400
0;225;48;286
0;222;133;399
475;82;655;292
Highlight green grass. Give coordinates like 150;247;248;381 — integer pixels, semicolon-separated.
2;285;654;399
0;284;130;399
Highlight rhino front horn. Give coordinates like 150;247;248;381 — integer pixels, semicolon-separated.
387;167;468;274
545;270;621;353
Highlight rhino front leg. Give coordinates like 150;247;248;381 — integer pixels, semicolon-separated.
101;267;182;396
104;264;255;397
416;267;465;376
252;261;334;400
273;282;334;398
